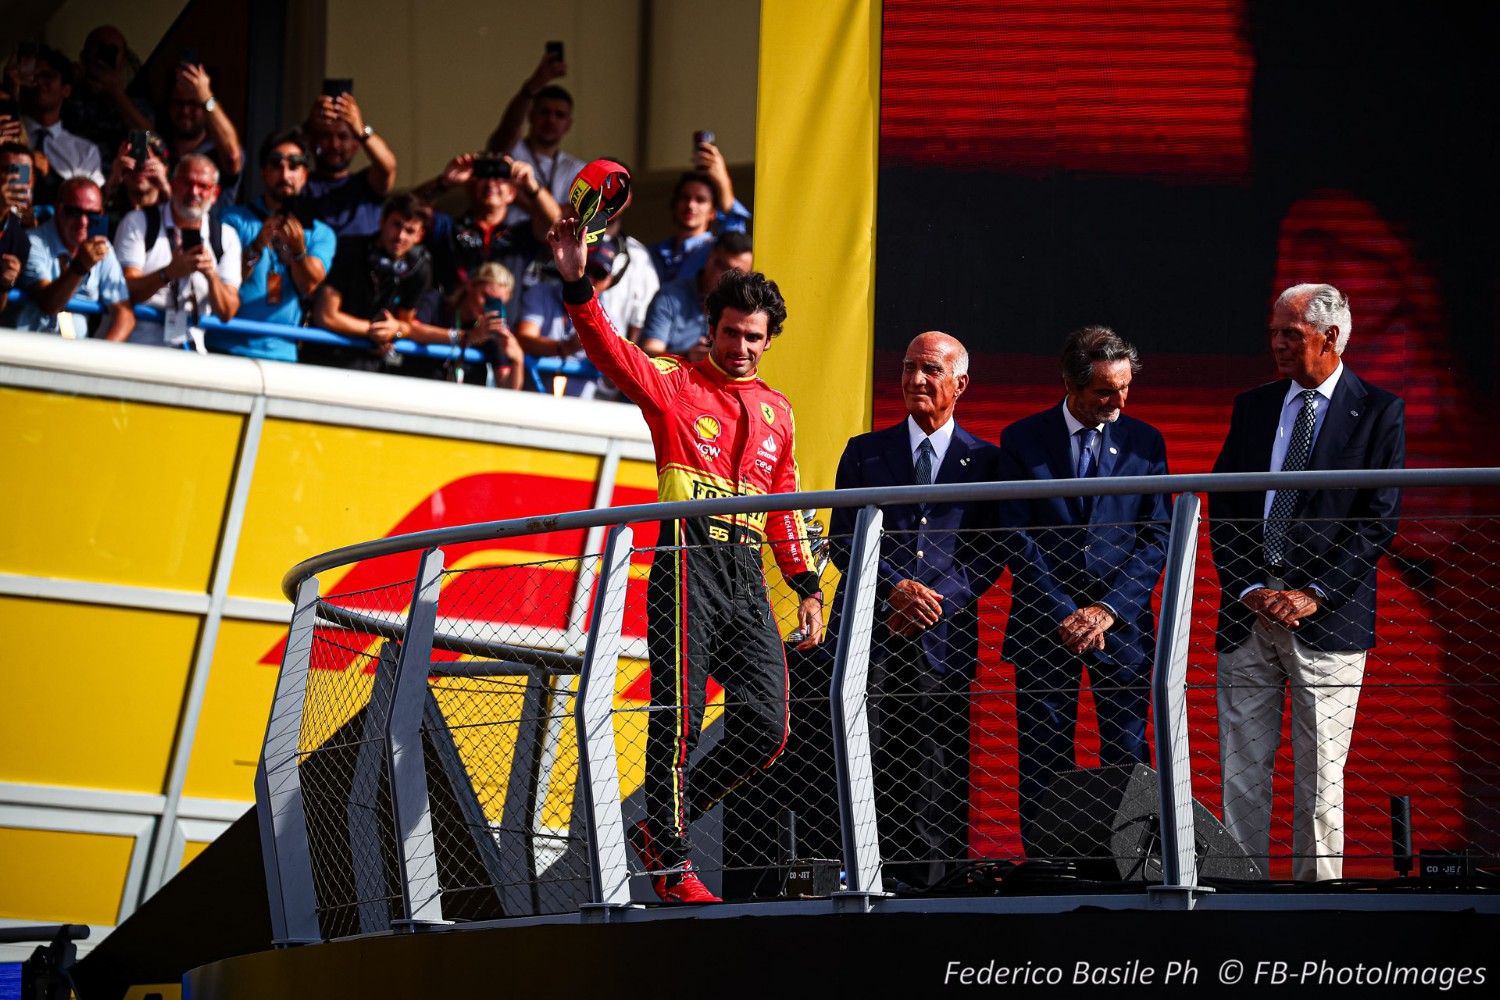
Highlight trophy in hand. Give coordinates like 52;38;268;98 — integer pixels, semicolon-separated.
785;509;831;645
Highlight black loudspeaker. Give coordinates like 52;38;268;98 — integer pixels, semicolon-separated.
1032;763;1262;881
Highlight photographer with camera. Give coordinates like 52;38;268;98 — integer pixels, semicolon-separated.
413;151;558;301
219;130;336;360
14;175;133;340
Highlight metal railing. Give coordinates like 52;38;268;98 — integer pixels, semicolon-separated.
2;289;601;383
256;467;1500;941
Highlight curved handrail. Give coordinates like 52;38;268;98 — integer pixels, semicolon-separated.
282;466;1500;600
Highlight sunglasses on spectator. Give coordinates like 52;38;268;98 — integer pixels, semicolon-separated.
263;153;309;168
59;205;102;221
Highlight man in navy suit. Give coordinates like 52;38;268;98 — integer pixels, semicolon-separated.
831;331;1002;889
997;325;1171;855
1209;283;1404;881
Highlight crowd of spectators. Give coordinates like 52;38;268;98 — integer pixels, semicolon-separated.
0;34;754;400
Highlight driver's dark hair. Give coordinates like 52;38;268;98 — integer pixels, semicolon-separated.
705;269;787;338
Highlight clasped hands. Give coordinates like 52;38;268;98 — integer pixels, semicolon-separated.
1243;587;1320;630
1057;604;1115;655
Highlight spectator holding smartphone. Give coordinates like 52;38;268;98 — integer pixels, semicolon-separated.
65;27;155;171
413;262;526;388
116;153;241;347
18;46;104;204
304;88;396;237
0;144;33;317
649;136;750;283
164;58;242;203
1;141;37;228
221;130;336;360
14;176;132;340
486;47;585;220
413;151;558;299
101;130;168;234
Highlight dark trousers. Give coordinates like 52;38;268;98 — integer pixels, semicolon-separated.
644;527;789;869
868;636;972;889
1015;651;1151;855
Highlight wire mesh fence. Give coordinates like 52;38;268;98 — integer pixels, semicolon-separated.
296;580;414;940
263;473;1500;935
1186;498;1500;881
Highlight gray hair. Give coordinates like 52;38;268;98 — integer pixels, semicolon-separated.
950;341;970;378
1060;324;1140;389
1277;283;1351;354
173;153;221;186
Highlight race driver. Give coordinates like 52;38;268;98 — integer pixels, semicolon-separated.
547;213;824;904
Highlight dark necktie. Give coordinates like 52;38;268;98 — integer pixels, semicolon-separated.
1077;427;1099;518
32;128;60;204
1077;427;1099;478
1263;389;1319;568
915;438;934;514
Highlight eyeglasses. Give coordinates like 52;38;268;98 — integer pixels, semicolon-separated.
263;153;309;169
59;205;101;220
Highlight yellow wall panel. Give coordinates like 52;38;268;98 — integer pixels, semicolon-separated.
181;620;288;802
756;0;881;489
0;387;242;590
615;459;658;493
179;841;209;869
0;827;134;924
230;419;604;602
0;597;198;793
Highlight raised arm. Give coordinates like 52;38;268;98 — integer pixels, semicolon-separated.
547;214;681;415
487;53;567;154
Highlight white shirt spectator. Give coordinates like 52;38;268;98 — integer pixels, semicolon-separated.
114;204;241;346
598;234;659;338
506;141;585;223
22;116;104;187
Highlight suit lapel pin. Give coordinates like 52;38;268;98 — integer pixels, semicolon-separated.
960;457;969;466
1350;410;1358;417
1108;446;1118;455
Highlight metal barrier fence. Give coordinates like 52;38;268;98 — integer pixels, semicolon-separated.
255;468;1500;940
2;289;600;386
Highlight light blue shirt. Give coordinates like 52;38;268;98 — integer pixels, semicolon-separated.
16;219;130;337
221;201;338;361
1263;362;1344;520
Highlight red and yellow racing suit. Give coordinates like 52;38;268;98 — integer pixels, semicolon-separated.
563;279;820;870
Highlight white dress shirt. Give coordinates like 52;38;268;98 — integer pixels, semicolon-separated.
22;116;104;187
906;414;955;482
1061;400;1105;473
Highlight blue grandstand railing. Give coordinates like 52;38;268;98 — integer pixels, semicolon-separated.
2;289;603;383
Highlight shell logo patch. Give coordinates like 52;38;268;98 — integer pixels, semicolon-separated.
760;402;776;425
695;415;722;442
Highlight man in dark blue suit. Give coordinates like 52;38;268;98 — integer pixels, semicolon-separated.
997;325;1171;855
831;331;1002;889
1209;282;1403;882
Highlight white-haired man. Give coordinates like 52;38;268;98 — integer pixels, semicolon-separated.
1209;282;1405;881
116;152;240;346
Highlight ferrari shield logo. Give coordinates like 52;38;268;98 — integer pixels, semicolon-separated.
760;402;776;425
